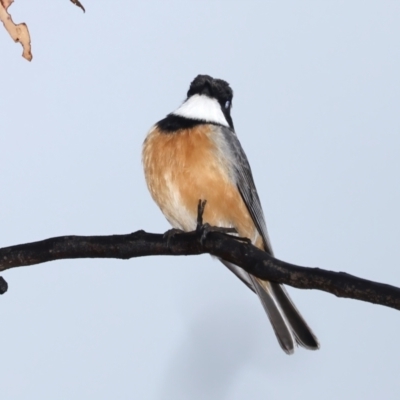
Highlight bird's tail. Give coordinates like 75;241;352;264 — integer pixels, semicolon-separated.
251;276;319;354
220;259;319;354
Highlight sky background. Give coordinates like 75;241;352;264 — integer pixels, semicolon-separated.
1;1;400;399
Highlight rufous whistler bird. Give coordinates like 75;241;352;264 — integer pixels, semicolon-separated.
142;74;319;354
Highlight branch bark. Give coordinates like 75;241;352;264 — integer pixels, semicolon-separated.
1;229;400;311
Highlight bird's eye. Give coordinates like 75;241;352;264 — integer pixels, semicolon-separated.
225;100;230;109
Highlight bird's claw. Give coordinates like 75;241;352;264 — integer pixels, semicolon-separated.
163;228;184;248
198;223;239;245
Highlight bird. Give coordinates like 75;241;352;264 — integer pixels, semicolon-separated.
142;74;319;354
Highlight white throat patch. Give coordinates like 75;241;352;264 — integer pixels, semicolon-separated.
172;94;229;127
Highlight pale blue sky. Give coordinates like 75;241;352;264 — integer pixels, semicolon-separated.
1;1;400;399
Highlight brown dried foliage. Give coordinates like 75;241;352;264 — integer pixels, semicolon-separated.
1;0;85;61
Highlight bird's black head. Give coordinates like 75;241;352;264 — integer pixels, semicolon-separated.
188;75;233;104
186;74;234;129
163;74;235;132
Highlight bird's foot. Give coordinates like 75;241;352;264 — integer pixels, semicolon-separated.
196;199;207;229
198;223;239;245
231;235;252;244
196;199;251;245
163;228;185;248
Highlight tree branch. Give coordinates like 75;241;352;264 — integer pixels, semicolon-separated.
1;229;399;311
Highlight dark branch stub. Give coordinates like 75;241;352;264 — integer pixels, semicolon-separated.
0;276;8;295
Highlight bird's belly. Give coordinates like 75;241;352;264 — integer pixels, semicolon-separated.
155;172;239;232
147;162;260;244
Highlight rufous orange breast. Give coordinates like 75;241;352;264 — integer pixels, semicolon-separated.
142;124;264;249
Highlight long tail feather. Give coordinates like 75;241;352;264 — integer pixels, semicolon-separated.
269;283;319;350
250;276;295;354
221;260;319;353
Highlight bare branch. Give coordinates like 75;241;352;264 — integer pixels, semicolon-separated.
1;229;399;311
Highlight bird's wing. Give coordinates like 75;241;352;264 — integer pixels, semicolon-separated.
219;126;273;254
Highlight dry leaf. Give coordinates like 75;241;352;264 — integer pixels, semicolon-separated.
70;0;85;13
1;0;13;8
0;0;32;61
